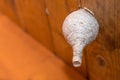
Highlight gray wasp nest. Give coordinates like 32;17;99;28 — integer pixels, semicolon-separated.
62;8;99;67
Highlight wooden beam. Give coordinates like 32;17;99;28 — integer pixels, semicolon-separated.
82;0;120;79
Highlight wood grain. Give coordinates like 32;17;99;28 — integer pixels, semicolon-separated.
45;0;68;34
0;0;54;51
0;14;86;80
14;0;53;50
0;0;20;25
82;0;120;80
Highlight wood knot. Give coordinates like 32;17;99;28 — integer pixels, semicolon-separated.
96;55;106;67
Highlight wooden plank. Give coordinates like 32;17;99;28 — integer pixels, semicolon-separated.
65;0;79;12
14;0;53;50
82;0;120;80
0;0;20;26
45;0;68;34
0;14;86;80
